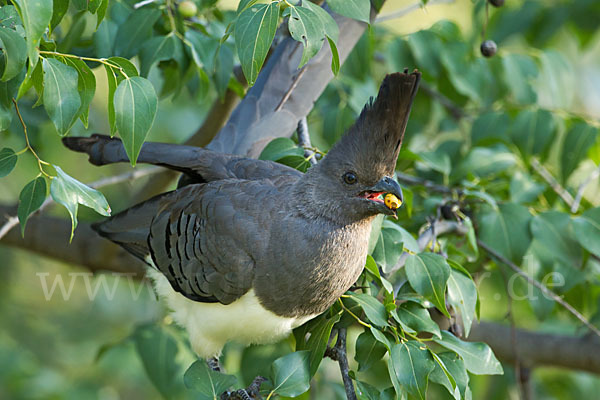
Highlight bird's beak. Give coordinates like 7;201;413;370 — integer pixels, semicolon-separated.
369;176;403;217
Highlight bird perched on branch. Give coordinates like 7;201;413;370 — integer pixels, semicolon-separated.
64;70;420;361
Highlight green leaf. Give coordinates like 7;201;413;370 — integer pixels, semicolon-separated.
470;112;510;146
509;171;545;204
530;211;582;267
104;57;139;136
133;324;193;399
234;2;279;86
396;302;441;339
327;37;340;75
560;122;597;182
348;292;388;327
269;351;311;397
405;253;451;317
17;176;46;236
50;0;69;33
184;360;237;400
0;147;17;177
327;0;370;23
407;30;443;78
453;145;516;180
304;0;339;42
429;352;469;400
57;10;86;54
372;220;418;273
433;331;503;375
95;0;109;28
417;150;451;175
364;254;393;294
62;57;96;128
355;329;387;371
0;27;27;81
93;19;118;58
42;58;81;136
510;109;556;159
501;53;538;104
477;203;532;264
446;269;477;337
355;380;381;400
214;44;233;100
13;0;52;68
572;207;600;258
388;341;435;400
287;5;325;68
259;137;304;161
50;165;111;240
114;8;161;59
294;312;340;377
139;33;184;77
0;70;23;129
113;76;158;165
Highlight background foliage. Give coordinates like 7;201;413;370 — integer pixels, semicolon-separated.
1;0;600;399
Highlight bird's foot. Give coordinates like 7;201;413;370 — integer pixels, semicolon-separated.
207;356;221;372
221;376;265;400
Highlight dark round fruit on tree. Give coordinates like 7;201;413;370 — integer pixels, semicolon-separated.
480;40;498;57
178;1;198;18
489;0;505;7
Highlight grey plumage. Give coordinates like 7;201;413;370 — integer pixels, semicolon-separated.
64;70;420;342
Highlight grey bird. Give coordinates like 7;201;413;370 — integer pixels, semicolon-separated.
63;70;421;359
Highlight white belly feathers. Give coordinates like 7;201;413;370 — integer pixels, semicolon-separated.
146;268;315;358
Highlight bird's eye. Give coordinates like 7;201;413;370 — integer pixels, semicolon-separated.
343;172;357;185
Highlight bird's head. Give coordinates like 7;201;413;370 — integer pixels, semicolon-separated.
297;70;421;224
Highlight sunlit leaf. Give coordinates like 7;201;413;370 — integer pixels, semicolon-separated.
234;2;279;86
269;351;311;397
0;26;27;82
433;331;503;375
388;341;435;400
50;165;111;240
13;0;52;68
405;253;450;317
42;58;81;136
113;76;158;165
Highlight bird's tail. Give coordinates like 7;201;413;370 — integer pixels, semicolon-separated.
92;191;174;264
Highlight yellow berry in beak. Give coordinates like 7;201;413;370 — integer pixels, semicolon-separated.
384;193;401;210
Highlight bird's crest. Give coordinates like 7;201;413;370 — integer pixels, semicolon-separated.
322;70;421;177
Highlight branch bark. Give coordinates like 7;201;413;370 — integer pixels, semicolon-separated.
326;328;358;400
469;321;600;374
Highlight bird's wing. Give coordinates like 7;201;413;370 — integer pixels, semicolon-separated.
63;134;302;184
94;179;286;304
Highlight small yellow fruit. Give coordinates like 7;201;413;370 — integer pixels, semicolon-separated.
384;193;401;210
178;1;198;18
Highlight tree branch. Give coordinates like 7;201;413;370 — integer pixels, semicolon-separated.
571;163;600;213
530;157;576;210
0;207;146;276
477;239;600;338
469;321;600;374
326;328;357;400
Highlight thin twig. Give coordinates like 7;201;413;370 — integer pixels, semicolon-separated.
530;158;575;209
396;171;460;195
297;117;317;165
326;328;357;400
274;66;307;112
571;164;600;213
133;0;158;9
375;0;455;23
0;167;160;241
420;81;465;120
478;239;600;339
